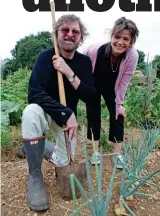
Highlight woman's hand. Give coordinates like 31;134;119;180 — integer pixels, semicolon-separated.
115;107;126;120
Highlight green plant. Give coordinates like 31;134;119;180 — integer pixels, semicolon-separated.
152;55;160;78
70;128;118;216
124;78;147;126
1;101;21;148
100;131;112;153
77;100;87;128
117;127;160;215
101;98;109;121
150;78;160;125
1;68;31;123
1;126;12;148
125;75;160;127
1;101;21;127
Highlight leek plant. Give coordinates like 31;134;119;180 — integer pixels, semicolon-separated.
70;127;118;216
118;126;160;215
69;125;159;216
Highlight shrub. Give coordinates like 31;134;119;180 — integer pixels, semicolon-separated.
1;68;31;123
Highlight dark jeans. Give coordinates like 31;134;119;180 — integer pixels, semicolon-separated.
86;90;124;143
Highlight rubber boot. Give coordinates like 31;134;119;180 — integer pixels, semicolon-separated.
17;140;55;161
44;140;55;161
24;137;49;211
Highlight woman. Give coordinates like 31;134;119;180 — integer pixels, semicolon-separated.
84;17;139;168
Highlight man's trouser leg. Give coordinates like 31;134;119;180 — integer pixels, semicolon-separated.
22;104;76;209
22;104;49;211
48;119;76;166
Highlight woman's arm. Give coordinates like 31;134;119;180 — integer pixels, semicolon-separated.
115;50;139;114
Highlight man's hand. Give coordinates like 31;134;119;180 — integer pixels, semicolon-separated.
63;113;78;142
52;55;73;78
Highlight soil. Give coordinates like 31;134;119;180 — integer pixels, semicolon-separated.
1;128;160;216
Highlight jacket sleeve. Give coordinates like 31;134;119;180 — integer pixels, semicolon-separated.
115;50;139;113
76;57;95;104
28;51;73;126
81;43;104;73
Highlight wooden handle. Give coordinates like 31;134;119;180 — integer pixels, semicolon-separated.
50;1;72;163
50;0;66;106
64;131;73;164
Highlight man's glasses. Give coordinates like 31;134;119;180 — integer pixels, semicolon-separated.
60;28;81;38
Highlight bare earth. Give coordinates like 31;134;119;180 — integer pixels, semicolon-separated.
1;128;160;216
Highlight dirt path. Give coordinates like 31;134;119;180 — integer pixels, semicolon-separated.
1;130;160;216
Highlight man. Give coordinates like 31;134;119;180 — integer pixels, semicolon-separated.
22;14;94;211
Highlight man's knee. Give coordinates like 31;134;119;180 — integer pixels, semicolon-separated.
22;104;47;139
22;104;44;122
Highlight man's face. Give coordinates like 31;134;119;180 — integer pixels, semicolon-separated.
111;29;132;56
57;21;81;53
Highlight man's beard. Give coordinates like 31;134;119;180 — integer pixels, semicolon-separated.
63;43;79;52
58;38;80;52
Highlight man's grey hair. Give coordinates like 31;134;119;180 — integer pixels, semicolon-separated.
53;14;89;43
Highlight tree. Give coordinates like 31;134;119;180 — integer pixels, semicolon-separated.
1;58;18;79
15;37;52;69
136;50;146;71
2;31;53;79
152;55;160;78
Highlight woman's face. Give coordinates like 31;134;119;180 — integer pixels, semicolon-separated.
111;29;132;56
